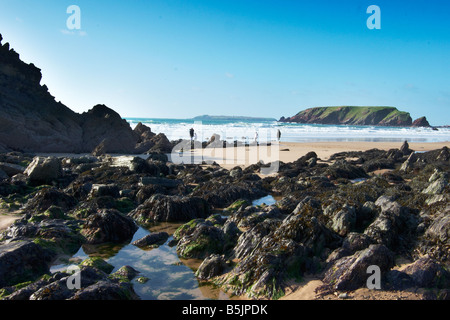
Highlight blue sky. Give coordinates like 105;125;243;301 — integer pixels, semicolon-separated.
0;0;449;125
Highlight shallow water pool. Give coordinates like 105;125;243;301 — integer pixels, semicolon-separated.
51;224;231;300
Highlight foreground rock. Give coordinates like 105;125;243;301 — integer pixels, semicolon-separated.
321;244;395;290
2;264;139;300
0;241;54;287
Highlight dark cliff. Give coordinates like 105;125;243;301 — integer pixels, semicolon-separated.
0;34;159;154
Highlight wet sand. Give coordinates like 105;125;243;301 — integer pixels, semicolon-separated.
0;212;22;231
190;141;449;170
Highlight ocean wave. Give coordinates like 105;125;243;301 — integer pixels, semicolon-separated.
126;118;450;143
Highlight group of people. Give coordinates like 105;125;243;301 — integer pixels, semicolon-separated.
189;128;281;143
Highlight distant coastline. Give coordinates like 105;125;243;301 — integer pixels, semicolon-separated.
192;115;277;122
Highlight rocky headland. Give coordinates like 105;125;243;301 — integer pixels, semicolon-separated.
0;34;173;155
280;106;431;127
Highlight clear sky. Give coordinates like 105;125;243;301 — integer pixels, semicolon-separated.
0;0;449;125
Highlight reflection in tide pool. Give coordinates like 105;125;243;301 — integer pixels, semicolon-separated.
51;225;231;300
252;195;277;206
50;196;280;300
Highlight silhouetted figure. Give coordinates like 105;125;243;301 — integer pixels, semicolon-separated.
189;128;194;141
277;129;281;142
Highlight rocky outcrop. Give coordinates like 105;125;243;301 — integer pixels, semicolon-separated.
280;106;415;127
0;35;171;154
412;116;431;127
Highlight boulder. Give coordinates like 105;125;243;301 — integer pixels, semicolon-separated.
402;256;450;288
139;177;181;188
69;280;139;300
342;232;374;253
24;157;62;185
322;244;395;290
3;218;84;256
132;232;169;248
81;209;138;244
80;257;114;274
0;241;54;287
129;194;210;223
325;160;368;180
89;184;120;198
22;188;77;214
192;180;267;208
111;265;140;281
0;162;25;176
327;204;356;236
176;220;226;259
81;104;138;154
425;208;450;245
195;254;227;280
364;196;417;250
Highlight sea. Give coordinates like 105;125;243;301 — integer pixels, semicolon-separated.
126;118;450;143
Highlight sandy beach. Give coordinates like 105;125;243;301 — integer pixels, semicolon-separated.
190;140;449;170
0;212;22;231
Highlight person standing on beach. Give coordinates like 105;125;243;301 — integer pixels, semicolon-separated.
189;128;194;141
277;129;281;142
254;131;258;144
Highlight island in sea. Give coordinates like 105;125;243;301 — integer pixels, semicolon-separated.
279;106;431;127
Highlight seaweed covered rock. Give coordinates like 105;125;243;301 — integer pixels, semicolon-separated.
81;208;138;244
402;256;450;289
233;219;281;260
322;244;395;291
325;160;368;181
218;236;307;299
2;265;139;300
176;219;226;259
195;254;228;280
3;218;84;257
129;194;210;223
22;187;77;215
364;196;418;251
192;179;268;208
0;240;54;288
416;203;450;262
215;197;342;299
